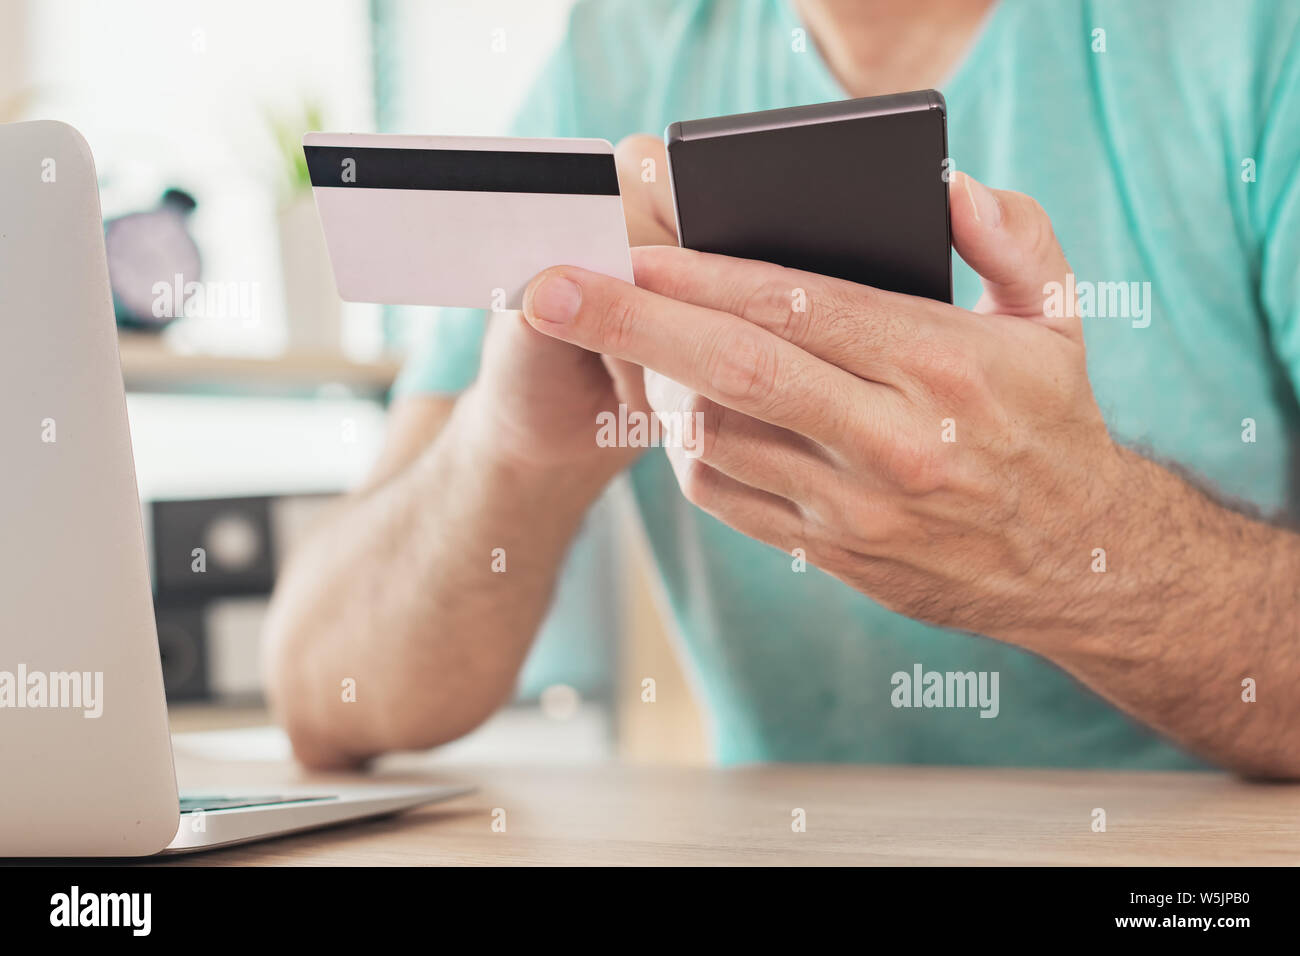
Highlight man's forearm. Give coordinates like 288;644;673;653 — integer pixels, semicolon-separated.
263;389;608;767
1023;447;1300;777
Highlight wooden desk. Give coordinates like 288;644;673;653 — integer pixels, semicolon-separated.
163;748;1300;865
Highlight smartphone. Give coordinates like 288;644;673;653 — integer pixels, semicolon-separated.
665;90;952;302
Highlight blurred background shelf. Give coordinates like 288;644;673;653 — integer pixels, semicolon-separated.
118;332;402;396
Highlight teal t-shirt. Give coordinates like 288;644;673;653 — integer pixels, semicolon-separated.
395;0;1300;767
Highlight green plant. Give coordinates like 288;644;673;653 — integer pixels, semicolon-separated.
266;101;324;201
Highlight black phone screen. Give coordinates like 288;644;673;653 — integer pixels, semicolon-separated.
666;91;952;303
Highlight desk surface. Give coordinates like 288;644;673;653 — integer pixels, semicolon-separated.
164;744;1300;865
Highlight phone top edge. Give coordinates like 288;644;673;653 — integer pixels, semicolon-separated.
670;89;942;143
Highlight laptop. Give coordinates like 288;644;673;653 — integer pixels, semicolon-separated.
0;120;470;856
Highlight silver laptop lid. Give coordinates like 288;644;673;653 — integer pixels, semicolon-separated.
0;120;179;856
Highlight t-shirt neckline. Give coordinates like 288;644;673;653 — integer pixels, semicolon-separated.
779;0;1006;104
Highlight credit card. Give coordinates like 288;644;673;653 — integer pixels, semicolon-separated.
304;133;634;309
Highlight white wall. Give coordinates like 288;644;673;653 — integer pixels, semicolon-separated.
126;393;387;501
385;0;577;135
18;0;578;359
22;0;377;357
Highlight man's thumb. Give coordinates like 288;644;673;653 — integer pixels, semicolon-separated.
950;171;1078;338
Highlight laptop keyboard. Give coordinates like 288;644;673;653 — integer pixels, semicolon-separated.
178;795;336;814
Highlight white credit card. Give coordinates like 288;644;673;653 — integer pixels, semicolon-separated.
304;132;634;309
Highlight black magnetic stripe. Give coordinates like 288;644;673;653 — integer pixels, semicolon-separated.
303;145;620;195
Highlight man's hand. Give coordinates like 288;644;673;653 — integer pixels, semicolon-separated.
519;172;1125;646
518;171;1300;778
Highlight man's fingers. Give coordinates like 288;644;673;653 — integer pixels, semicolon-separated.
602;355;650;413
662;445;805;552
950;172;1079;338
630;245;957;386
522;265;880;448
644;369;838;504
615;134;678;247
